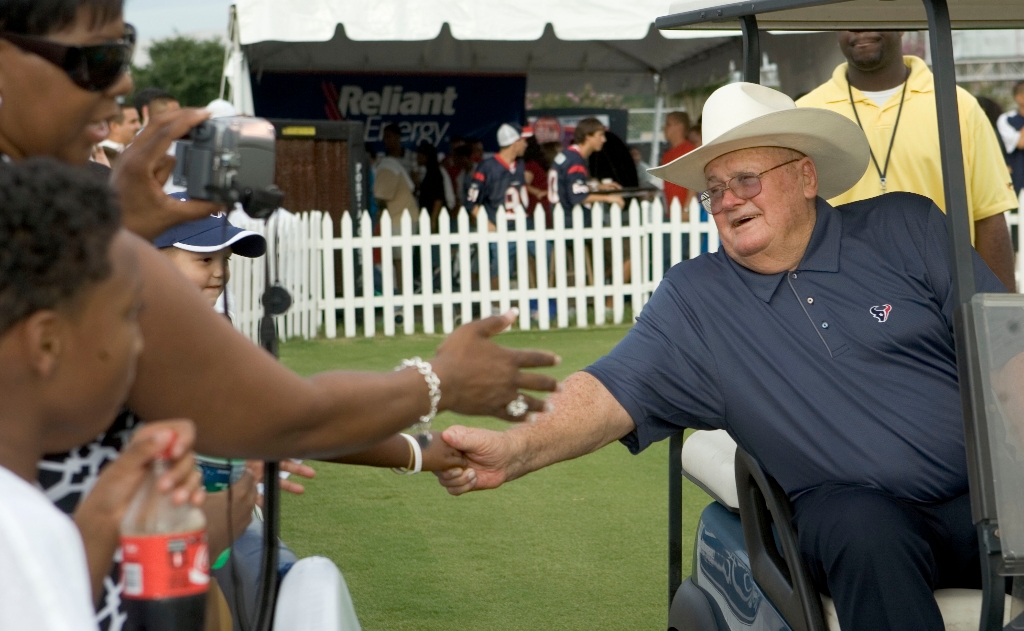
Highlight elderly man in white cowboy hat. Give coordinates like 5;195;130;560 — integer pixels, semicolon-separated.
433;82;1009;631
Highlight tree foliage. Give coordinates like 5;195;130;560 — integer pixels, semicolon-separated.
131;36;226;107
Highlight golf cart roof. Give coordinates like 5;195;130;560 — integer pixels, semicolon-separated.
656;0;1024;31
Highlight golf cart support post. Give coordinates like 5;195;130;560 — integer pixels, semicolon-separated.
656;1;1024;630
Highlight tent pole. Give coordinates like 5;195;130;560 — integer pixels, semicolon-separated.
740;15;760;83
650;73;664;168
221;5;237;101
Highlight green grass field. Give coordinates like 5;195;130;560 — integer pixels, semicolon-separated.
278;326;711;631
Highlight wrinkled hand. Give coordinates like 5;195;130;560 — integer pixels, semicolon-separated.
433;425;514;495
432;310;559;421
597;181;623;192
111;108;224;240
420;431;468;472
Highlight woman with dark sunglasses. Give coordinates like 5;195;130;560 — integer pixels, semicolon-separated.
0;0;560;627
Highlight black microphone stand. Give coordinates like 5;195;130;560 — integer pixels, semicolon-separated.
245;189;289;631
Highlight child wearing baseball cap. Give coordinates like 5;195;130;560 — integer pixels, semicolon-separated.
154;205;467;629
154;213;267;311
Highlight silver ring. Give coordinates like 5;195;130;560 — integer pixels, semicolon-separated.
506;394;528;417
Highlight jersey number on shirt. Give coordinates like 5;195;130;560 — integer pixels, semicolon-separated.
547;170;560;205
504;185;528;218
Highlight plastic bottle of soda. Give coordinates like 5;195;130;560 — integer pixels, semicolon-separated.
120;447;209;631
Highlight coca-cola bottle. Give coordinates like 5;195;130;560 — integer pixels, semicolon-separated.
120;447;209;631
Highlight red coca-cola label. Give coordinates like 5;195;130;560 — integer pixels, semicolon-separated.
120;530;209;599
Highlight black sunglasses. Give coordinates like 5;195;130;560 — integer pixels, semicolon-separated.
0;24;135;92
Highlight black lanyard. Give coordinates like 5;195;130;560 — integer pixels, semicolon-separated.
847;70;909;193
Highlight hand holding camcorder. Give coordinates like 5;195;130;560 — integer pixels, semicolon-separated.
173;116;284;219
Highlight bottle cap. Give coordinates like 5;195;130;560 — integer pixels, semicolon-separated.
158;430;178;460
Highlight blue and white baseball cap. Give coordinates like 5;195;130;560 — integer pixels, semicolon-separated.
153;213;266;258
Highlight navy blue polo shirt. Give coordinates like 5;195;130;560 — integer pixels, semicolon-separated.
586;193;1005;503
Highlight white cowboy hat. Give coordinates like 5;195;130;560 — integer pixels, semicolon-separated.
648;82;869;200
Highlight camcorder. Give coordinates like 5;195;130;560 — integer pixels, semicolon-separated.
172;116;284;219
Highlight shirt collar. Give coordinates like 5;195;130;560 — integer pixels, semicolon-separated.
729;197;842;303
821;55;932;105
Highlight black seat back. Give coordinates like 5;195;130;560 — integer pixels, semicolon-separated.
734;448;827;631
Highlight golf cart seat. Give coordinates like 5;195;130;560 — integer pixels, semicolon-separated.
680;430;1013;631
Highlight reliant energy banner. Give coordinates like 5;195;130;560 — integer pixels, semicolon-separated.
250;72;527;152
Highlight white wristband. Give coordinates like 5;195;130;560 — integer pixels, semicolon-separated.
391;433;423;475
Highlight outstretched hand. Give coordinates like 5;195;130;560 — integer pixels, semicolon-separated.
433;425;515;495
248;459;317;500
111;108;225;240
432;309;559;422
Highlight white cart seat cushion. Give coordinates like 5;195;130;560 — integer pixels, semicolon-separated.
822;590;1014;631
680;430;739;510
681;432;1017;631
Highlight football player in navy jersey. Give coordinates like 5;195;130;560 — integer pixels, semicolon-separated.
465;123;533;287
547;118;625;228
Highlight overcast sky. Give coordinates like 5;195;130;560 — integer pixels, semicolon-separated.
125;0;233;41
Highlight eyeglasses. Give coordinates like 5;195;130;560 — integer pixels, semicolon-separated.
0;24;135;92
698;157;802;214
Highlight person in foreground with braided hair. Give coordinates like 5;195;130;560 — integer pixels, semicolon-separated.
0;158;204;630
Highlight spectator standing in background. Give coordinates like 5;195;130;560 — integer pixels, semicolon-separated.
447;144;475;211
132;87;179;128
548;118;624;227
470;138;485;166
98;102;140;164
466;123;531;288
523;135;549;216
997;82;1024;198
630;146;658;189
660;111;696;215
417;141;447;231
383;123;419;191
797;31;1017;291
687;117;702;147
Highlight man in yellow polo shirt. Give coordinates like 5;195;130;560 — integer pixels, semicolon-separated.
798;31;1017;290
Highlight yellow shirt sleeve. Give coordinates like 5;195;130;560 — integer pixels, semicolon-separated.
962;91;1018;222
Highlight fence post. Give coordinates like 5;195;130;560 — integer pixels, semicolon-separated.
360;211;376;338
628;201;643;318
593;203;607;326
572;204;587;328
439;208;455;333
400;210;415;335
457;208;473;326
515;206;531;331
535;205;551;331
419;208;435;335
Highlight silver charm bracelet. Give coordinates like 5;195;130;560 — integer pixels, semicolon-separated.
396;357;440;446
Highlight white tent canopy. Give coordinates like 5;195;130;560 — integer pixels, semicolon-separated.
228;0;737;96
236;0;729;43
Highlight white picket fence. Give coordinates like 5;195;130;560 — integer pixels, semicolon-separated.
226;198;1024;342
323;198;717;338
226;209;324;344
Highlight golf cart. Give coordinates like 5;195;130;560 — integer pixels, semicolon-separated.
654;1;1024;630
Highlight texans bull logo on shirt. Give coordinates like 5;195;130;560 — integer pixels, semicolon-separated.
870;304;892;323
